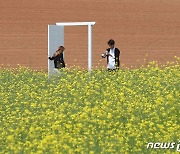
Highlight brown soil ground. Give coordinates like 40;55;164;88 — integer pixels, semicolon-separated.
0;0;180;70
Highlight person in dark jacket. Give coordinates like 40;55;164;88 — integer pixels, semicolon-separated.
101;39;120;70
49;46;65;69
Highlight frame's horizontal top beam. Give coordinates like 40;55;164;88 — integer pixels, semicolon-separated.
56;22;96;26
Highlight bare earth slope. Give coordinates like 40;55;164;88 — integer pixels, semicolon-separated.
0;0;180;70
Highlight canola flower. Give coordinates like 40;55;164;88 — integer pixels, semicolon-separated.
0;59;179;153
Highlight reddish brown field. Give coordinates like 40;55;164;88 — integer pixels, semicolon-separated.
0;0;180;70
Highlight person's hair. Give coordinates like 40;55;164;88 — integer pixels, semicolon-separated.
58;46;65;50
108;39;115;45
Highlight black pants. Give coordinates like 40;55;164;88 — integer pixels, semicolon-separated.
108;68;119;71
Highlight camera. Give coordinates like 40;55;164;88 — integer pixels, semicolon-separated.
101;53;106;58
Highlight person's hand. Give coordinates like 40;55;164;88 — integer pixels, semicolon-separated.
101;53;106;58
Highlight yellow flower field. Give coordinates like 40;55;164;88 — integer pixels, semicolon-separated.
0;59;179;153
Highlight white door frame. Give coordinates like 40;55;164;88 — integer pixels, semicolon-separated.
56;22;96;71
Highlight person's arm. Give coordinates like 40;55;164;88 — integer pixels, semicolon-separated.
59;53;65;67
48;56;54;60
106;49;113;57
60;53;65;65
102;49;112;58
49;50;60;60
115;48;120;67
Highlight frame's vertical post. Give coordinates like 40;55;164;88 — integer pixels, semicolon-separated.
88;24;92;72
48;25;50;77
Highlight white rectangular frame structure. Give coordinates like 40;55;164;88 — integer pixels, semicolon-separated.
56;22;96;71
